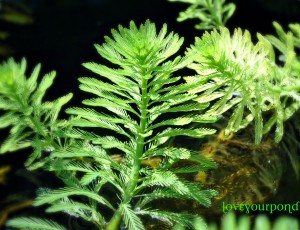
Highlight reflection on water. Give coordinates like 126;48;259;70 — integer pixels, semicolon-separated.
196;129;284;214
145;126;287;229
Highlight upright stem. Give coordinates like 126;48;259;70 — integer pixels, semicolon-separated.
105;78;149;230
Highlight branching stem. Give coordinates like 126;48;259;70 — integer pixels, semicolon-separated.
14;92;62;150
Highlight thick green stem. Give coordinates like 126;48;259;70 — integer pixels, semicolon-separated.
105;78;149;230
105;213;122;230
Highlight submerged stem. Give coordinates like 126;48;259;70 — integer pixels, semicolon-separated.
105;78;149;230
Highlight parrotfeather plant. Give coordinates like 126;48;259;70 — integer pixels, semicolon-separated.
168;0;300;144
1;3;300;229
185;22;300;144
0;59;72;167
168;0;236;30
3;20;219;230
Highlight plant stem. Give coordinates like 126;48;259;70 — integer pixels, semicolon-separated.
205;0;223;27
15;92;62;150
105;213;122;230
28;115;61;149
105;77;149;230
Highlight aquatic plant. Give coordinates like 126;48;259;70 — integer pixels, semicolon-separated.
0;1;300;229
186;23;300;144
168;0;236;30
2;21;220;230
0;58;72;166
170;0;300;144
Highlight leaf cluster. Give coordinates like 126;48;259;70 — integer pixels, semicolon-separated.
3;20;219;230
0;59;72;167
63;20;218;229
168;0;236;30
186;23;300;143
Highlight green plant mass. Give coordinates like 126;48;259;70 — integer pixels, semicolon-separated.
1;1;300;230
168;0;236;30
2;20;220;230
186;24;300;143
0;59;72;163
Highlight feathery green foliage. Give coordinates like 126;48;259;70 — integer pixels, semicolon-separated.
262;22;300;141
6;217;67;230
61;20;217;230
3;20;218;230
1;10;300;230
168;0;236;30
186;23;300;143
0;58;72;167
